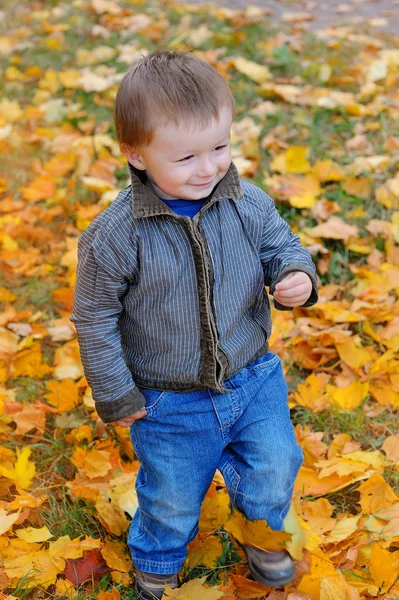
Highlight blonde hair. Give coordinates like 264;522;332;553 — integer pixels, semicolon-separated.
114;50;235;150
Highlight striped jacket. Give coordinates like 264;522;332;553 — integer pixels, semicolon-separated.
71;162;318;423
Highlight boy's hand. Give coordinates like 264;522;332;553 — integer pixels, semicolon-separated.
274;271;312;307
110;407;147;428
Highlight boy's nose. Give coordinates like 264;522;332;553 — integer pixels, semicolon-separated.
198;158;217;177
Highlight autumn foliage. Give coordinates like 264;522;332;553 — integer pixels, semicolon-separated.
1;0;399;598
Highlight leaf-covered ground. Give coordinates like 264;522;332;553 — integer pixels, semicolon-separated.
1;1;399;599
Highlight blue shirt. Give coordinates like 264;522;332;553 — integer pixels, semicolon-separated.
71;162;318;423
161;198;206;218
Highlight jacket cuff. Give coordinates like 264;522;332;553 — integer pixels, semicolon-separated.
270;264;318;312
95;387;146;423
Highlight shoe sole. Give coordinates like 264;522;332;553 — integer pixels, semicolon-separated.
244;550;295;588
135;582;163;600
249;567;295;588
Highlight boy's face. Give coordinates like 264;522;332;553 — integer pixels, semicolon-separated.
122;106;233;200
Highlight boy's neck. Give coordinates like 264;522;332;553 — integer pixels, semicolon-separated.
145;176;180;200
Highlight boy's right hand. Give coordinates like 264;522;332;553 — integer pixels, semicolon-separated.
110;407;147;427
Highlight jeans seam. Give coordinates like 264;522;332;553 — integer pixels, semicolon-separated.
132;557;184;572
145;391;167;416
223;460;242;505
141;509;162;549
250;354;280;374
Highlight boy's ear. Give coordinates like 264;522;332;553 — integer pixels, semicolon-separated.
120;143;146;170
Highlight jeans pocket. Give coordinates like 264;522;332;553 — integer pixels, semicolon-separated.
139;388;168;417
250;352;281;374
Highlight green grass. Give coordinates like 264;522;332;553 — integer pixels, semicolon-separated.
39;493;108;540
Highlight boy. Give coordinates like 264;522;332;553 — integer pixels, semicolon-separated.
71;51;318;599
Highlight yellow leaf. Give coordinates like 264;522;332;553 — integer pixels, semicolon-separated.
392;212;399;243
15;526;53;543
187;535;224;568
336;338;372;370
11;343;43;378
109;472;138;518
29;548;63;587
232;57;272;84
326;381;369;410
297;548;338;599
283;504;307;560
0;99;23;121
358;474;398;513
3;551;36;580
295;466;366;497
101;539;131;572
382;435;399;463
55;579;77;599
45;379;80;412
96;495;129;536
225;509;290;551
163;577;224;599
14;447;36;489
199;488;230;533
320;575;359;600
81;176;114;192
289;192;318;209
342;176;371;199
0;509;20;535
305;217;358;241
1;234;18;251
20;176;57;203
369;543;399;591
313;160;345;182
58;69;82;88
369;380;399;408
323;515;360;544
286;146;311;174
270;152;288;173
294;373;330;412
0;287;16;302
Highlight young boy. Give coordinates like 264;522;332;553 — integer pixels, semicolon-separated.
71;50;318;599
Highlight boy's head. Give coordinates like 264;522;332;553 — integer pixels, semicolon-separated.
115;51;235;200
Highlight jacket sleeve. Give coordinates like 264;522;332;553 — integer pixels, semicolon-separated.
71;233;145;423
259;194;318;311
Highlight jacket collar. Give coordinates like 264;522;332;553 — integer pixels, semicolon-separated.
127;161;244;219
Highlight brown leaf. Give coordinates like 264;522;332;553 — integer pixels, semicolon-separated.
64;549;111;585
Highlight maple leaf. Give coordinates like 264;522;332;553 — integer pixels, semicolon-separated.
163;577;224;599
225;509;291;551
187;535;223;568
0;447;36;489
64;549;112;585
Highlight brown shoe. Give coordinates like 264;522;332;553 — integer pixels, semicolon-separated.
135;570;179;600
244;546;295;588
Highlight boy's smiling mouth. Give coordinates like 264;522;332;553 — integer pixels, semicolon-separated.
192;180;214;187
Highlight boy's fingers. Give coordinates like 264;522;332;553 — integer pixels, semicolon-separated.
276;272;310;291
275;283;310;298
275;293;309;306
110;407;148;427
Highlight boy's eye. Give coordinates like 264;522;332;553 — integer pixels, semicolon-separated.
176;145;227;162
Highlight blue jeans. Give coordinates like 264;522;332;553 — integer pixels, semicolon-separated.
128;352;303;575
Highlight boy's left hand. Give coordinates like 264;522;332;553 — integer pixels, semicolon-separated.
274;271;312;307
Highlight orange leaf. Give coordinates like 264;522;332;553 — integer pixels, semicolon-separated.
358;474;398;513
382;435;399;463
45;379;80;412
